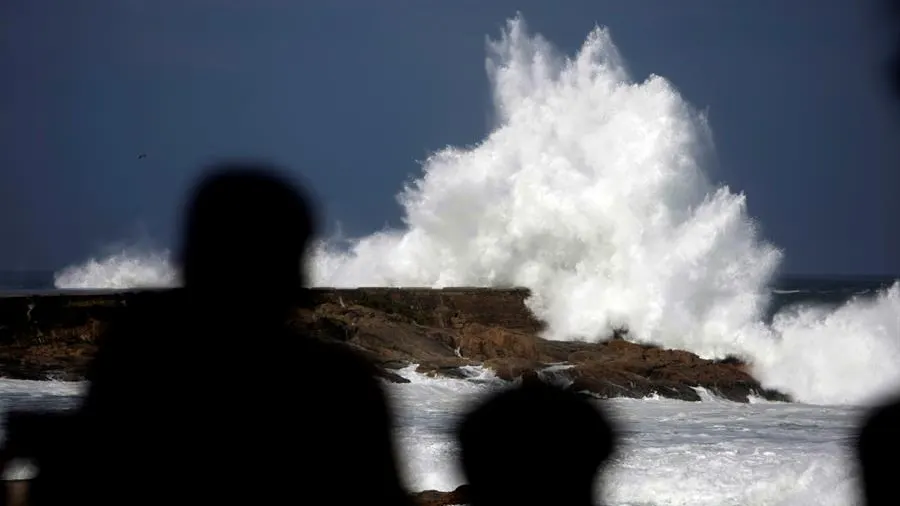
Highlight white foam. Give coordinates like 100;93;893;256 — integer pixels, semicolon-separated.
749;286;900;407
54;248;176;289
386;366;501;492
51;15;900;408
0;372;869;505
388;370;866;506
2;459;37;481
0;379;85;397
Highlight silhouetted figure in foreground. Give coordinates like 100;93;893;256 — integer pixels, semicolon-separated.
856;397;900;506
0;411;87;506
854;3;900;505
4;163;412;506
457;380;618;506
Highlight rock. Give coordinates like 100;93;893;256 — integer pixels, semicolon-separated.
416;357;478;379
411;484;470;506
554;339;787;402
303;303;462;365
455;324;541;361
566;349;611;364
535;339;588;362
482;357;541;381
567;363;703;402
374;368;411;384
758;388;791;403
0;288;791;403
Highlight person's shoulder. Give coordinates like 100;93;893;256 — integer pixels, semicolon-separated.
96;305;159;346
293;336;382;384
91;296;187;367
3;411;83;455
299;337;370;365
858;397;900;448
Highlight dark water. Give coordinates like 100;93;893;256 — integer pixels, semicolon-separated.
766;274;899;321
0;271;56;292
0;270;896;317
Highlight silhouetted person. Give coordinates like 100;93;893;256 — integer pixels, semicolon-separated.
4;163;412;506
856;398;900;506
854;3;900;505
0;411;87;506
457;380;618;506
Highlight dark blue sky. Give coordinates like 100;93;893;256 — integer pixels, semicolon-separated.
2;0;899;275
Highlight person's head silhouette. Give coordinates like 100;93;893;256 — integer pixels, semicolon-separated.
457;380;617;506
179;162;318;319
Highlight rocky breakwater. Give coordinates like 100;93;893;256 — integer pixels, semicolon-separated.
0;287;789;402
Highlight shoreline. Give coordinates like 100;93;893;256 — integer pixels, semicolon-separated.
0;287;789;402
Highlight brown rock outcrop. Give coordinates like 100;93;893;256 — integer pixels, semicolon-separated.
0;288;790;402
411;484;470;506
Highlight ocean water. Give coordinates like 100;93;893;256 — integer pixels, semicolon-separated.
0;276;886;506
390;367;865;506
0;365;869;505
1;12;898;505
0;273;887;504
44;15;900;409
0;278;883;505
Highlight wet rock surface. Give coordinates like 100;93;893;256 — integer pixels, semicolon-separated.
411;484;470;506
0;288;789;402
